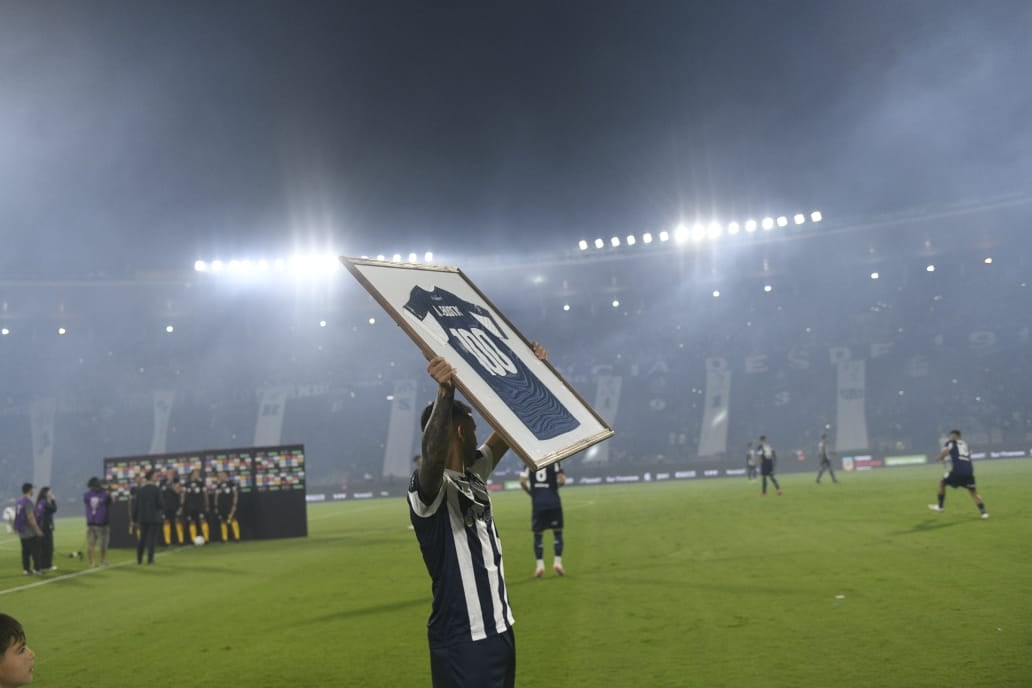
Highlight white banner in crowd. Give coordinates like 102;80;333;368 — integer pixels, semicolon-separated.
254;386;290;447
698;357;731;457
584;375;622;463
383;379;420;478
835;358;869;451
30;397;57;487
148;389;175;455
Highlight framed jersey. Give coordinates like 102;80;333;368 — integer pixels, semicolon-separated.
341;257;614;470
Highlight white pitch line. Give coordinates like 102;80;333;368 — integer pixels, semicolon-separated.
0;548;184;597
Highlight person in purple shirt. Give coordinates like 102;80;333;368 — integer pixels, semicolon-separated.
83;477;113;568
33;487;58;573
13;483;44;576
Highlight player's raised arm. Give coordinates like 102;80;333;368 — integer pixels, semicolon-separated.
420;356;456;497
483;341;550;470
934;445;950;462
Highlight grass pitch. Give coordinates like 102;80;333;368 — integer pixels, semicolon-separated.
2;461;1030;687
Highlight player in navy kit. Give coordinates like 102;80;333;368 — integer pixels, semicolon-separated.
758;436;782;496
928;430;988;519
405;286;579;441
408;343;550;688
815;434;838;484
520;462;566;578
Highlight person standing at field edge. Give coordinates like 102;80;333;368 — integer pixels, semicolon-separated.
13;483;44;576
520;461;566;578
133;469;163;564
928;429;988;519
83;477;112;568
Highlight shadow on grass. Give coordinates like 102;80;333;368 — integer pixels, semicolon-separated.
298;596;428;624
892;519;965;535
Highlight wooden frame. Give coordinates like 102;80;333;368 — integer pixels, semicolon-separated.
341;257;614;470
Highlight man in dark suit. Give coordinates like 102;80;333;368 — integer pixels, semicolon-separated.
132;470;163;565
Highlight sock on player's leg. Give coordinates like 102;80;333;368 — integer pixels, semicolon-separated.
230;519;240;540
553;530;564;557
762;476;768;494
977;502;986;514
162;522;171;545
220;522;229;542
201;521;210;541
188;523;198;542
937;494;945;509
175;523;185;544
533;533;544;560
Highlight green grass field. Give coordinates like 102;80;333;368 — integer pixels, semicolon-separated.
2;462;1030;687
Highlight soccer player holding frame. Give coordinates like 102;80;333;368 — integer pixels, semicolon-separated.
928;429;988;519
408;343;550;688
520;462;565;578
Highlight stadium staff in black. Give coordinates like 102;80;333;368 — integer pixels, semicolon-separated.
133;469;163;565
409;345;548;688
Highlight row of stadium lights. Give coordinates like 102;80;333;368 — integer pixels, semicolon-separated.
0;256;1003;336
578;211;823;252
193;252;434;274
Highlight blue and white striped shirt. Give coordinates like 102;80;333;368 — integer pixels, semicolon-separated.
409;445;514;648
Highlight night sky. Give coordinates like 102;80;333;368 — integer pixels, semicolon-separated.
2;0;1030;277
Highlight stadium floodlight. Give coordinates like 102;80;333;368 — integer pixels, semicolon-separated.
707;222;722;239
165;325;174;334
626;235;636;246
727;222;740;235
368;317;376;325
763;284;773;293
762;217;775;230
594;238;605;249
319;320;327;328
424;251;434;263
563;304;571;312
983;257;993;264
1;328;9;336
392;254;402;263
745;219;758;233
273;259;286;272
926;264;935;272
712;290;720;298
642;232;653;244
674;223;690;243
776;216;788;228
810;210;823;223
228;259;241;272
870;272;880;280
241;259;254;273
612;300;620;308
689;224;705;242
658;230;670;242
211;259;224;272
376;254;386;261
408;252;418;263
194;260;207;272
257;259;269;272
58;327;67;335
794;213;805;225
611;236;621;247
578;240;588;251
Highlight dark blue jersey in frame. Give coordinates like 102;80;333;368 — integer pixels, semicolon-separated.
405;285;581;441
523;463;563;511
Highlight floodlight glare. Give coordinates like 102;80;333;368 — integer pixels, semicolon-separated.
228;260;241;272
675;224;690;243
241;259;253;273
392;254;402;263
165;325;175;334
926;264;935;272
1;328;9;335
578;240;589;251
273;259;285;272
58;327;67;335
626;235;636;246
424;251;434;263
658;231;670;242
689;224;705;242
870;272;880;280
211;260;224;272
776;216;788;228
594;238;605;249
745;219;758;233
319;320;327;328
793;213;805;225
257;259;269;272
762;217;775;230
763;284;773;293
376;254;386;261
642;232;653;244
368;317;376;325
563;304;571;312
408;252;418;263
712;290;720;298
727;222;740;235
611;236;621;247
612;300;620;308
194;260;207;272
810;210;823;223
983;257;993;264
707;222;722;239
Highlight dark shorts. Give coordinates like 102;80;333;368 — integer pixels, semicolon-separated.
943;471;976;490
532;507;564;532
819;457;832;467
430;629;515;688
163;509;180;522
761;461;775;476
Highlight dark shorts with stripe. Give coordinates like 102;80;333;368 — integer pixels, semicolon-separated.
761;460;775;476
532;507;564;532
430;629;515;688
943;471;976;490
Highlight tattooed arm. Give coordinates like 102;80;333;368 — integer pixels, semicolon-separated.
419;356;456;498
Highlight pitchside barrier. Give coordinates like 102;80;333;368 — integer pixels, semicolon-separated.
103;444;308;548
302;447;1031;504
